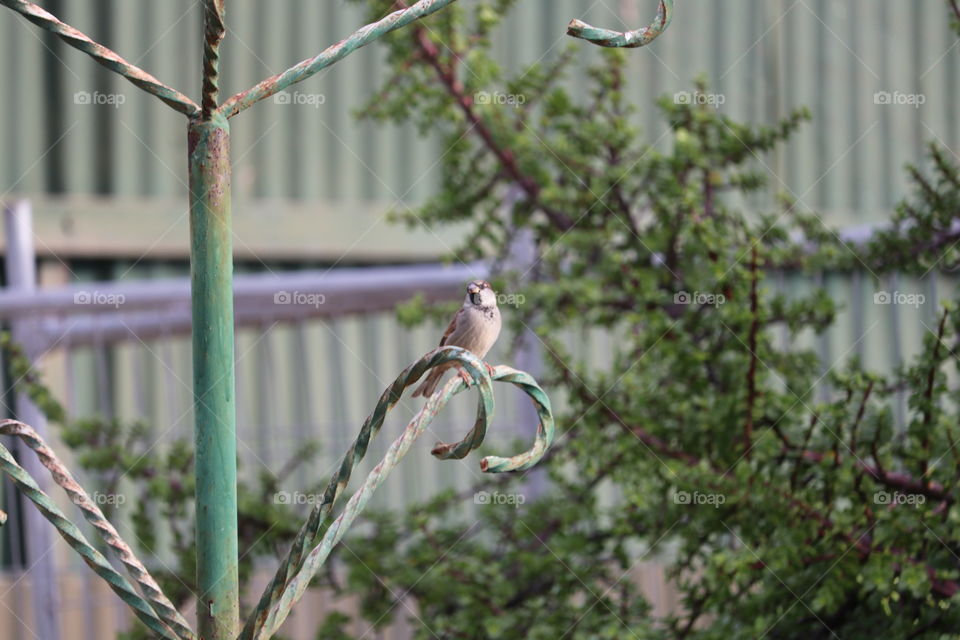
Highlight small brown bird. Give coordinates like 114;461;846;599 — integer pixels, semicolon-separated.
412;280;502;398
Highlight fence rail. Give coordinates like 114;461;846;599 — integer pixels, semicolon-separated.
0;260;487;352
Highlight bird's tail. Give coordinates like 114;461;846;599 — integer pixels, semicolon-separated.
412;366;446;398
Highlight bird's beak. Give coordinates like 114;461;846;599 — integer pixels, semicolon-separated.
467;283;480;295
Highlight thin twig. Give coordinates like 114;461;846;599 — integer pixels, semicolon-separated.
408;24;577;231
920;308;949;486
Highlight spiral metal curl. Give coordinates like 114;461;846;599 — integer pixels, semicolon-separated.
239;346;494;640
567;0;673;48
0;0;200;117
0;420;197;640
477;367;554;472
249;355;555;639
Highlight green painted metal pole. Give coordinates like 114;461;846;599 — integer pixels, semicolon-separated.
188;111;239;640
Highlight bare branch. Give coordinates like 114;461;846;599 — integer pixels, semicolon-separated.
410;26;578;231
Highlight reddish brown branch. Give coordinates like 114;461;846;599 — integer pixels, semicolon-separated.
849;381;873;454
547;351;959;599
409;27;576;231
600;405;701;466
921;308;949;485
703;168;715;219
794;448;951;502
744;244;760;455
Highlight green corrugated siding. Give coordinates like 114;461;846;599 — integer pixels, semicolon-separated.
2;0;956;486
2;0;959;608
0;0;957;217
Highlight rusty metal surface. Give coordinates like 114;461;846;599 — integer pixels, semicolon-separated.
567;0;673;48
217;0;460;119
0;420;192;640
188;113;240;640
0;420;197;639
0;0;201;117
201;0;226;119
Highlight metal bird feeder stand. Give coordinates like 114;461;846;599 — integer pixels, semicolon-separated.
0;1;672;638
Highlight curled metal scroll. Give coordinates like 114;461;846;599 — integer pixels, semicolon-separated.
567;0;673;48
243;346;555;639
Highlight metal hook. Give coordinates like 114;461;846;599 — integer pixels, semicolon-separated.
567;0;673;48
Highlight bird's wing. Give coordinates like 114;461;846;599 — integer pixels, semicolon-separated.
438;308;464;346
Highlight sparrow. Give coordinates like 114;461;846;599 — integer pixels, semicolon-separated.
412;280;502;398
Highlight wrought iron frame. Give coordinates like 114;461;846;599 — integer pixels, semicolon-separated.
0;1;673;638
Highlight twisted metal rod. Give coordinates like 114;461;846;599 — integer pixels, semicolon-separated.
0;0;200;117
0;420;197;640
567;0;673;48
254;363;555;639
239;346;493;640
218;0;459;119
0;441;183;639
201;0;226;119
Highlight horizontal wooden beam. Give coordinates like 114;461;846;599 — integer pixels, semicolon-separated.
0;197;463;262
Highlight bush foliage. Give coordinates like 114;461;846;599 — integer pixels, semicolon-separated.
5;1;960;638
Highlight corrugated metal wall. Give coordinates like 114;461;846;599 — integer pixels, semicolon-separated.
2;1;957;213
1;0;946;417
2;0;439;202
